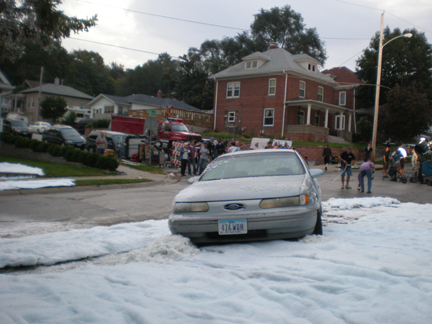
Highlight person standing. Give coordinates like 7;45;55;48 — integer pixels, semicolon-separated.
322;145;333;171
216;139;226;157
179;143;189;176
198;143;209;174
364;142;373;161
382;145;391;177
357;161;375;193
95;131;107;155
340;147;356;189
188;140;197;175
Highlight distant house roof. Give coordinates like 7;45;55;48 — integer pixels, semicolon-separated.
23;80;44;89
88;93;203;112
212;47;336;85
321;67;363;85
0;70;14;91
19;83;94;100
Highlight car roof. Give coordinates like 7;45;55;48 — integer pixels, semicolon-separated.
52;124;74;129
89;130;128;136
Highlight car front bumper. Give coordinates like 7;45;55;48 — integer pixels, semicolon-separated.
168;204;318;245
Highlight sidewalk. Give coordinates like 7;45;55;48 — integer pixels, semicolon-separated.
0;163;182;196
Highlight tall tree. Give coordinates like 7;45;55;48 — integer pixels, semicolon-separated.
251;5;327;65
0;0;97;63
169;48;214;110
40;96;67;122
356;28;432;108
379;85;431;143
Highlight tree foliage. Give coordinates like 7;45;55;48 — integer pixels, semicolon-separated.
40;96;67;122
356;27;432;108
0;0;97;63
251;5;327;65
379;85;431;143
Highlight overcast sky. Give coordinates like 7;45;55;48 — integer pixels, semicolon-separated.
59;0;432;72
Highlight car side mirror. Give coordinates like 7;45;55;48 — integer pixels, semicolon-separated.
309;169;324;178
187;176;200;185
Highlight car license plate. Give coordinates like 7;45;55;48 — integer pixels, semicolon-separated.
218;219;247;235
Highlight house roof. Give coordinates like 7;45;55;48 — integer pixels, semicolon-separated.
88;93;203;112
19;83;94;100
321;67;363;85
212;48;336;84
0;69;14;91
23;80;44;89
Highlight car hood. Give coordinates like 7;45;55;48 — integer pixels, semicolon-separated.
175;175;311;202
13;127;30;131
65;135;85;142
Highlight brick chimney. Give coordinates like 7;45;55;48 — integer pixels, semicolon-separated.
157;90;162;98
269;43;278;50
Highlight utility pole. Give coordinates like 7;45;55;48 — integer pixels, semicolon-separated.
37;66;44;121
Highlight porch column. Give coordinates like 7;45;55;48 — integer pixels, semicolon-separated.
324;109;329;128
306;104;311;125
348;114;352;132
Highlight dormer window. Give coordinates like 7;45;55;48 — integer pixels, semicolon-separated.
245;60;258;69
308;64;316;72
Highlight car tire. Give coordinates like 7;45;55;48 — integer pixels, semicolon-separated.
313;210;323;235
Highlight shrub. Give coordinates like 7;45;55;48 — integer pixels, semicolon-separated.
36;142;50;153
65;149;81;162
241;133;252;139
60;145;74;157
29;139;41;151
1;132;16;144
78;151;89;164
51;146;63;157
95;155;119;171
84;153;99;168
88;119;110;129
47;144;58;154
14;137;32;148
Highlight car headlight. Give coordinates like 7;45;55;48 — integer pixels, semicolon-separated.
260;195;309;209
174;202;209;213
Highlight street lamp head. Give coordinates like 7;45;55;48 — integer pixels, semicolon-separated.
403;33;413;38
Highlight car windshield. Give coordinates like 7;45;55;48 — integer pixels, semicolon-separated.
171;124;189;132
201;151;305;181
11;120;28;127
111;134;127;145
60;128;81;137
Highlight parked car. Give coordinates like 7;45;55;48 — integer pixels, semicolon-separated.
86;130;128;154
168;149;324;245
42;125;86;149
2;118;32;138
73;118;94;134
29;121;51;133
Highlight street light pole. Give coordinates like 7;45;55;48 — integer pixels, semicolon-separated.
370;12;412;162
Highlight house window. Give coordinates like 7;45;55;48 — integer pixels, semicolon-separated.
314;112;320;126
245;60;258;69
105;106;114;114
339;91;346;106
226;82;240;98
335;114;345;130
268;78;276;95
318;86;323;102
297;110;305;125
263;108;274;126
299;81;306;98
227;111;236;123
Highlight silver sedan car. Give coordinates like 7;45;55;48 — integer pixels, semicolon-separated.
169;149;324;245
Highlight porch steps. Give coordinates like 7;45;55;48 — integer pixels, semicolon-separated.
327;135;350;144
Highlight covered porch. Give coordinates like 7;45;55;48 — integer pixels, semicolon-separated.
284;99;354;142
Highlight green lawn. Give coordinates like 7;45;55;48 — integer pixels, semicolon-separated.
0;156;115;177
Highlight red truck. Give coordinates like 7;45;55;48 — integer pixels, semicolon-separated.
110;115;202;146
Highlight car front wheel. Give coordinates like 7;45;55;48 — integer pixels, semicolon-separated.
313;210;323;235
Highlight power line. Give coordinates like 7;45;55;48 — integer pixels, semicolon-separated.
73;0;248;31
69;37;162;56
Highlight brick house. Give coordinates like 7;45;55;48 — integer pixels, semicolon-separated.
211;44;362;142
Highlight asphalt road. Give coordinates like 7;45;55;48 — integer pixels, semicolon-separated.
0;164;430;238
